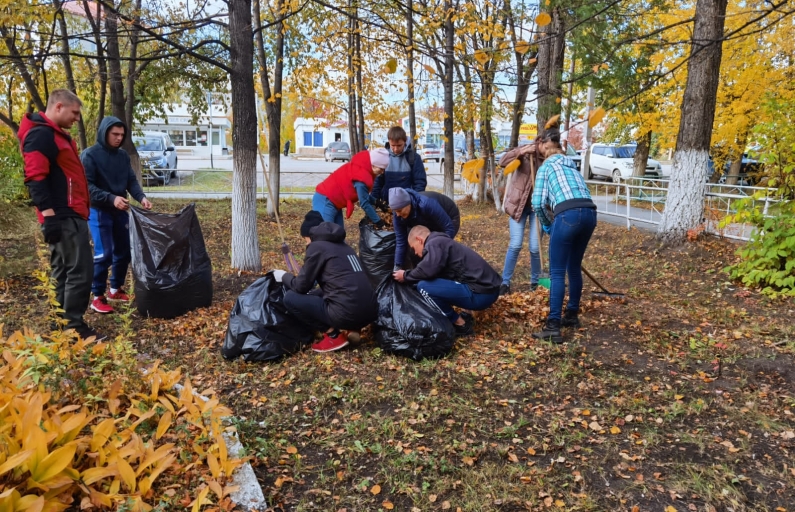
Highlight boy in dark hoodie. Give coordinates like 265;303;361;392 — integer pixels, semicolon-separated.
276;211;377;353
81;116;152;314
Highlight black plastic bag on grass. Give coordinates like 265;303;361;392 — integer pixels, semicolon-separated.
222;274;314;362
130;203;212;319
373;278;455;361
358;218;396;288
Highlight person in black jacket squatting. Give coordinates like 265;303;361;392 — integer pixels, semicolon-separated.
392;225;501;337
369;126;427;207
275;211;378;353
82;116;153;314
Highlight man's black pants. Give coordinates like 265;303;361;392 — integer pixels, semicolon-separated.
48;217;93;329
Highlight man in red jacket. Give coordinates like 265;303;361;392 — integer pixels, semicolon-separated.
19;89;105;341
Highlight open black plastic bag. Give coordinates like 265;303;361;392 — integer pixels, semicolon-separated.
373;278;455;361
222;274;314;362
129;203;212;319
358;218;396;288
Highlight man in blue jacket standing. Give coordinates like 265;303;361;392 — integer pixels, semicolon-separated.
370;126;427;204
82;116;152;314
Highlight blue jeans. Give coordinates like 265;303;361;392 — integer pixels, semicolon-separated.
88;208;131;296
416;278;499;323
548;207;597;321
501;211;541;286
312;192;344;228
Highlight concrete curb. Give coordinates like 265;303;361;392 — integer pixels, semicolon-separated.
173;382;268;511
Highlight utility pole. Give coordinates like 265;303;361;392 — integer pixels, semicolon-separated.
207;91;214;169
581;86;594;180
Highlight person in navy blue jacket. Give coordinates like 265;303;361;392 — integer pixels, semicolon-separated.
389;188;460;269
369;126;427;204
81;116;152;315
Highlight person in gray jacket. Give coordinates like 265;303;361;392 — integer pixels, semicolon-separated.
393;225;501;337
82;116;152;314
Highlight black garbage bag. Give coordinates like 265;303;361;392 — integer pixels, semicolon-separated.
130;203;213;319
373;278;455;361
358;218;396;288
222;274;314;362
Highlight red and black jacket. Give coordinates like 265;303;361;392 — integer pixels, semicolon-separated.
19;112;90;223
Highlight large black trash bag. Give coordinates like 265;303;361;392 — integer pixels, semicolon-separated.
129;203;213;319
222;274;314;362
373;278;455;361
358;218;396;288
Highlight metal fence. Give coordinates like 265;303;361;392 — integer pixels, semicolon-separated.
588;177;784;241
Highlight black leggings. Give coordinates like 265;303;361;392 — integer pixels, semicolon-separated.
283;290;332;332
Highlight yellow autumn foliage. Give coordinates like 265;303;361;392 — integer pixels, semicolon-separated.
0;325;242;511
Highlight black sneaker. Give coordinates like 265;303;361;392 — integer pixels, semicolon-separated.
75;325;108;342
499;284;510;296
453;318;474;337
459;310;473;322
561;309;580;328
532;318;563;344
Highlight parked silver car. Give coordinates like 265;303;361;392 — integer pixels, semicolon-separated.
417;143;441;162
324;142;351;162
133;132;178;185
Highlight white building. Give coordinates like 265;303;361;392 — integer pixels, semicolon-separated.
294;118;350;156
139;103;231;157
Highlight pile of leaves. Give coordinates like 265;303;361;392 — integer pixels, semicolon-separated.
0;277;243;512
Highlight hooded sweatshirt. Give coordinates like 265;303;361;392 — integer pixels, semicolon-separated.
370;140;427;201
19;112;90;223
81;116;146;210
404;232;501;295
393;189;460;266
282;222;377;330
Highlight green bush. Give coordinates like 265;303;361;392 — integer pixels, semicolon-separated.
723;97;795;297
0;130;26;202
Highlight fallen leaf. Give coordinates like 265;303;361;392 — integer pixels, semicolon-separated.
610;426;621;435
382;500;394;509
286;446;298;454
370;484;381;495
589;421;603;431
442;501;451;510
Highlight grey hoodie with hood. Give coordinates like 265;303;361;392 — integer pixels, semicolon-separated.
81;116;146;210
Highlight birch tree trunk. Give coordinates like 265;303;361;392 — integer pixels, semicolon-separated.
657;0;728;244
406;0;417;144
441;0;455;198
229;0;261;271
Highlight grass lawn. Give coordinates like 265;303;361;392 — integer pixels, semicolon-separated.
2;199;794;511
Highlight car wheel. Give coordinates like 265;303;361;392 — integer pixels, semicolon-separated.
324;152;329;162
612;170;622;183
718;175;727;184
170;167;176;179
162;170;170;186
174;158;178;170
436;158;440;163
587;166;594;180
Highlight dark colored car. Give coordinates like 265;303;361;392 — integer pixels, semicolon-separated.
324;142;351;162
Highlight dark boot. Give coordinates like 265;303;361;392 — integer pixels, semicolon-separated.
532;318;563;344
561;309;580;328
499;283;510;296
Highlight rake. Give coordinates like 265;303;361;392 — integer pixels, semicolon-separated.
529;156;551;290
256;145;301;274
582;266;625;299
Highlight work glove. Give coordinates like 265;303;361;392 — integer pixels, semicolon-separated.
42;216;62;244
373;219;387;229
541;223;552;235
272;269;287;283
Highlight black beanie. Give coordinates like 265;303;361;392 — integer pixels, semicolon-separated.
541;127;561;144
300;210;324;237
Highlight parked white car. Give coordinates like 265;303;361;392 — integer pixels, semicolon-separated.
588;143;662;182
133;132;178;185
417;143;441;162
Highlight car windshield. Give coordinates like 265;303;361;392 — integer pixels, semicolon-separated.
615;146;636;158
134;137;163;151
425;144;438;149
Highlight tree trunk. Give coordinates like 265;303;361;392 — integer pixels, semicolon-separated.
633;130;651;178
355;18;366;150
406;0;417;144
53;0;88;150
124;0;143;183
254;0;284;216
535;7;565;133
505;0;538;149
441;0;455;198
725;133;747;185
346;0;358;154
657;0;728;244
229;0;261;271
83;1;107;127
